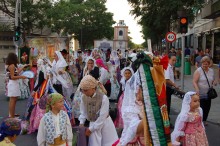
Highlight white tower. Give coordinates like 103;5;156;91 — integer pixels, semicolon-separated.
113;20;128;54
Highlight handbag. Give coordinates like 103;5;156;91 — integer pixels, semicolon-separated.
201;68;218;99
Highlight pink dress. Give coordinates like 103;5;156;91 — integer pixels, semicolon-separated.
114;92;124;128
28;104;45;134
181;112;209;146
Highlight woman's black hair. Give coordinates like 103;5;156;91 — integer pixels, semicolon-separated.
168;53;176;59
6;53;18;67
124;69;132;74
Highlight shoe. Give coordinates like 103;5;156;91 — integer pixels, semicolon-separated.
170;123;174;129
14;114;20;117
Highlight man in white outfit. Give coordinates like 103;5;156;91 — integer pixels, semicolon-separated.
79;75;118;146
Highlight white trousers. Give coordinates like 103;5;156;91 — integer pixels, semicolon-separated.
120;112;141;146
88;116;118;146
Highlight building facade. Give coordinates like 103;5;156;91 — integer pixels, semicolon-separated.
174;0;220;64
94;20;128;56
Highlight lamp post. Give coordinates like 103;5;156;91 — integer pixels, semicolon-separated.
81;27;83;50
80;18;85;50
14;0;22;56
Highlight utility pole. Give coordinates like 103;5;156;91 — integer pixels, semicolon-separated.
181;34;185;91
14;0;22;55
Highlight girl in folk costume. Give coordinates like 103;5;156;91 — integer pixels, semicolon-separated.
17;63;31;99
73;57;100;125
79;57;100;82
51;51;74;102
96;58;111;97
68;55;79;85
107;61;120;101
79;75;118;146
37;93;73;146
91;48;101;60
114;86;145;146
0;118;21;146
115;70;144;146
171;92;209;146
29;58;38;92
28;59;48;134
114;67;134;128
110;50;121;83
119;52;171;146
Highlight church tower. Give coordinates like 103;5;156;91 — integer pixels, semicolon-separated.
113;20;128;53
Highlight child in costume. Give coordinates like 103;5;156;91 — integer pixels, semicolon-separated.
37;93;73;146
115;84;145;146
114;67;134;128
171;91;209;146
28;59;48;134
79;75;118;146
0;118;21;146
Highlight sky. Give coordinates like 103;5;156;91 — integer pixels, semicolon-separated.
105;0;145;44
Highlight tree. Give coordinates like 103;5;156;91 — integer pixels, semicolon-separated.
0;0;53;35
127;0;204;51
128;36;136;49
48;0;115;49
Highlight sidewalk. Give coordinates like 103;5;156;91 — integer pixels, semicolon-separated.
173;65;220;124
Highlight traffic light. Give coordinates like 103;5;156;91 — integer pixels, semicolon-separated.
179;17;188;34
15;26;20;41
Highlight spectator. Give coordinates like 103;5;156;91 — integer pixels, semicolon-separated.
174;49;181;80
195;48;204;69
169;47;176;55
5;53;28;118
193;56;217;126
205;48;213;68
189;46;195;65
205;48;211;57
165;53;178;115
184;47;191;56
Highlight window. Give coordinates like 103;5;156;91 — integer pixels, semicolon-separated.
119;30;123;36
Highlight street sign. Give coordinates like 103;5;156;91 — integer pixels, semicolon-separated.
165;32;176;43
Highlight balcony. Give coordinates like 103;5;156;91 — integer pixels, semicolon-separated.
201;0;220;19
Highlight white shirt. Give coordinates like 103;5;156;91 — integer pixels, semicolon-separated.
79;94;109;132
197;67;214;97
52;112;61;138
165;64;175;83
37;111;73;146
99;67;110;85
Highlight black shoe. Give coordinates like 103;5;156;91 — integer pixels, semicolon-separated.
170;123;174;129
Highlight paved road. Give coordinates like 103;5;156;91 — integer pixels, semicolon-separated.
0;63;220;146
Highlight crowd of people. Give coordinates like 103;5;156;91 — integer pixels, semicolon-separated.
0;47;219;146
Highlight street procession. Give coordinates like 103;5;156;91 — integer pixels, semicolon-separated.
1;0;220;146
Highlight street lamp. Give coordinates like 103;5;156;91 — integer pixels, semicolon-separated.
81;27;83;50
81;18;85;50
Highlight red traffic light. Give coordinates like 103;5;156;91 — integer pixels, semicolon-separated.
180;17;187;24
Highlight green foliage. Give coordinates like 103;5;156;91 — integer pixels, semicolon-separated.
0;0;53;35
128;0;204;46
47;0;115;49
0;0;114;49
128;36;143;49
